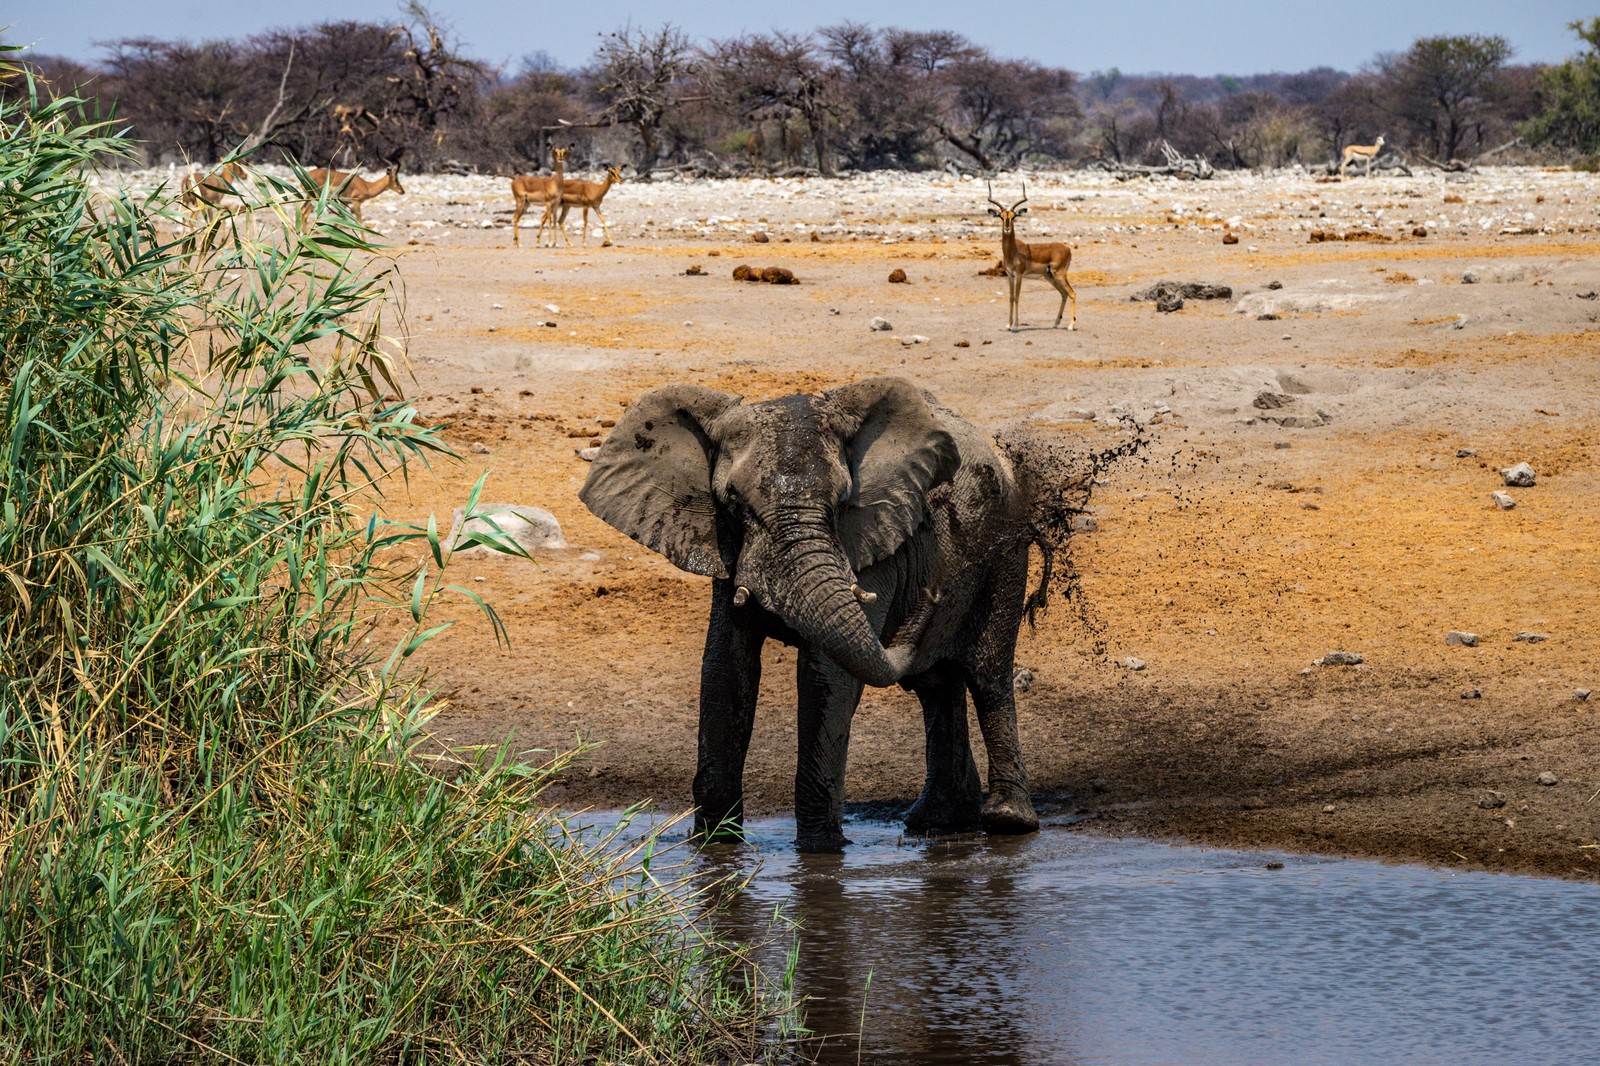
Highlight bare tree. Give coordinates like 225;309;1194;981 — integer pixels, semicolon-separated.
819;24;960;169
101;38;251;162
382;4;484;167
937;56;1078;168
592;24;697;174
702;31;838;175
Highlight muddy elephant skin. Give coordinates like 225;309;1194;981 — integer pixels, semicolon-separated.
580;376;1041;851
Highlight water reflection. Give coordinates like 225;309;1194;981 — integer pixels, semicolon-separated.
580;811;1600;1066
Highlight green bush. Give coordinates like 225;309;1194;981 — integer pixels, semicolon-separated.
0;57;794;1064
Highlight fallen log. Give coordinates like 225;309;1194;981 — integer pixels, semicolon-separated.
1085;140;1214;180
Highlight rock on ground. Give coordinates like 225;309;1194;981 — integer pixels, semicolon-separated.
447;505;567;555
1501;462;1537;487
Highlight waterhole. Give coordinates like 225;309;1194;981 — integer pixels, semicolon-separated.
571;810;1600;1065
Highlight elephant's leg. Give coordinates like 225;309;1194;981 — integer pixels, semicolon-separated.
693;580;765;841
903;664;983;834
794;649;865;851
963;550;1039;834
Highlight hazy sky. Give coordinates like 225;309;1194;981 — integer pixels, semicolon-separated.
9;1;1596;75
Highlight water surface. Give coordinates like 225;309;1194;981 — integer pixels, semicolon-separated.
572;810;1600;1065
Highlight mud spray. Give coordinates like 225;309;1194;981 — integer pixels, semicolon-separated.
1000;416;1196;659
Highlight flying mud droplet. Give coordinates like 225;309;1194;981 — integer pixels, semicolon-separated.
997;414;1155;657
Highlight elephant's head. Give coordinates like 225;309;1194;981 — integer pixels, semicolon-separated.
579;377;959;686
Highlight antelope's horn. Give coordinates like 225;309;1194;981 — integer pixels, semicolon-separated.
1011;182;1028;212
985;180;1004;210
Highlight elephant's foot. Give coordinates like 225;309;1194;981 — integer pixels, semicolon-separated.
795;828;851;852
693;804;746;844
981;788;1039;835
903;791;983;836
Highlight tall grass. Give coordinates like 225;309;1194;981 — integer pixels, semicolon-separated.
0;59;794;1064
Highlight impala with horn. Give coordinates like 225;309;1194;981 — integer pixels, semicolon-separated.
986;182;1077;333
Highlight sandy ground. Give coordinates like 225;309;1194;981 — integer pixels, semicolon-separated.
191;162;1600;879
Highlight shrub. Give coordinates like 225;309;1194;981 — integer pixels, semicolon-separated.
0;55;793;1064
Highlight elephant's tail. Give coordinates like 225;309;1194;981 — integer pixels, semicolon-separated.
1024;531;1052;630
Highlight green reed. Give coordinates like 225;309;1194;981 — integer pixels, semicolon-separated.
0;56;796;1064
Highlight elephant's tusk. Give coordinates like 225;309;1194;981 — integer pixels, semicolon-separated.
851;583;877;605
732;585;751;606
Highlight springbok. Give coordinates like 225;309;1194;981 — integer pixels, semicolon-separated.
1340;136;1385;178
986;182;1076;332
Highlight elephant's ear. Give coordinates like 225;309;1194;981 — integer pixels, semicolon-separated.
827;377;960;573
579;385;741;577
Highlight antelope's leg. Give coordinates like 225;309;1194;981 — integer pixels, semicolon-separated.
1046;268;1076;330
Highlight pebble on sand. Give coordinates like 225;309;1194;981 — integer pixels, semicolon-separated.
1500;462;1536;487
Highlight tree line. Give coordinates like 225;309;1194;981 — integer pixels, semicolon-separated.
11;7;1600;176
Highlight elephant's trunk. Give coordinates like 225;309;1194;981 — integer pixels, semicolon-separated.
753;513;919;687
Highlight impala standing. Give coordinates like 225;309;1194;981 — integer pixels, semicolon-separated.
300;163;405;225
1340;135;1385;178
544;164;625;247
986;183;1076;333
510;143;575;247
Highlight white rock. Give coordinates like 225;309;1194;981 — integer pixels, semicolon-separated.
1500;462;1536;487
1236;289;1388;316
446;505;566;555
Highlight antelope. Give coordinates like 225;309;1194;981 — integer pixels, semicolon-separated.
544;164;625;247
1340;135;1385;178
510;143;575;247
299;164;405;226
180;161;250;218
986;182;1076;333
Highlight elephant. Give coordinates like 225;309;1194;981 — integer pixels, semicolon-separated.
579;376;1043;851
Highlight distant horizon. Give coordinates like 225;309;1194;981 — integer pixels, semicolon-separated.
7;1;1596;79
